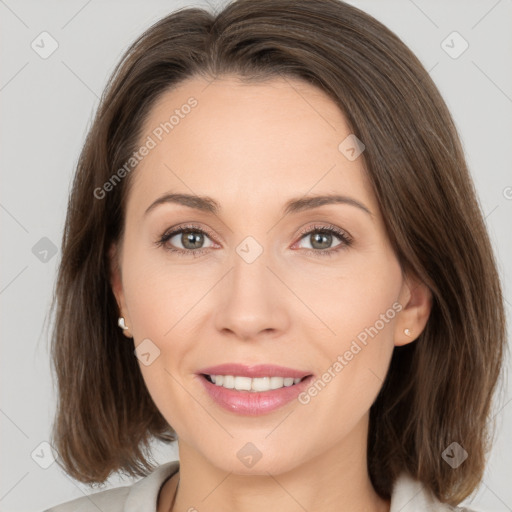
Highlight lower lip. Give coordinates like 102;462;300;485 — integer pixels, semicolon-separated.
197;374;314;416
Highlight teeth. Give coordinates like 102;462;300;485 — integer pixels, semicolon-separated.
209;375;303;392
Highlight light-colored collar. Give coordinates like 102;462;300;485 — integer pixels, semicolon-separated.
390;472;459;511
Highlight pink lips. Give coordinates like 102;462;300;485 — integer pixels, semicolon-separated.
196;363;314;416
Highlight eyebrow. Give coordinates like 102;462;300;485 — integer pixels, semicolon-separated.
144;192;373;218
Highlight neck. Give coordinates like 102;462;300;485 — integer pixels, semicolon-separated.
161;414;390;512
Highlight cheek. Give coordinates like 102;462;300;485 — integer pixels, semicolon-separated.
121;246;206;340
294;251;402;409
119;248;211;418
291;290;400;457
293;246;402;349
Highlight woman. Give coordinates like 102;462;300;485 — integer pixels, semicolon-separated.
44;0;506;511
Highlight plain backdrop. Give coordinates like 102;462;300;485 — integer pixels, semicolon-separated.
1;1;511;511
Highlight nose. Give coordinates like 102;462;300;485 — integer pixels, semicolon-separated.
213;249;290;341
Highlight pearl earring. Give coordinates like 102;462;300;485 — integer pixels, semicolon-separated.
404;328;412;336
118;317;129;330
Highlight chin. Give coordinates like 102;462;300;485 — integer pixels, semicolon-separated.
203;445;302;476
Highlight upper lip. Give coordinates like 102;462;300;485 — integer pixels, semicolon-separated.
197;363;312;379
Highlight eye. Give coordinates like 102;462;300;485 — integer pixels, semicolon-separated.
155;224;217;257
293;224;353;257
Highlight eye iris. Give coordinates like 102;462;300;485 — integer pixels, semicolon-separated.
182;230;204;249
311;232;332;249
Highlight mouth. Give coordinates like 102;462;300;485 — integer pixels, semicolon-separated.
195;364;315;416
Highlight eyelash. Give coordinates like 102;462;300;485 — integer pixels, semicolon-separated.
155;223;353;258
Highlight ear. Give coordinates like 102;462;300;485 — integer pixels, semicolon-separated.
108;242;133;338
394;271;432;347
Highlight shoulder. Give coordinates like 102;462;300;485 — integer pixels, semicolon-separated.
42;460;180;512
390;472;479;512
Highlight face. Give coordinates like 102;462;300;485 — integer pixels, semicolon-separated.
110;75;430;476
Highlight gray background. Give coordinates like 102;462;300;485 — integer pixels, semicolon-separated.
1;0;511;511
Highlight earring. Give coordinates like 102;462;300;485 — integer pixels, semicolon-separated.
118;317;129;330
404;328;412;337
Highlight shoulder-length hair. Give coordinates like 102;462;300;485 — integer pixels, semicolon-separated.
48;0;506;505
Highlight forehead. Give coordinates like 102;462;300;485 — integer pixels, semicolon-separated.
127;74;377;218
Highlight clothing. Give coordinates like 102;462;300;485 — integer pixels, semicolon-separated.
43;460;475;512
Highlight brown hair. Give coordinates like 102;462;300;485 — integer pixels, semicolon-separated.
48;0;507;505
